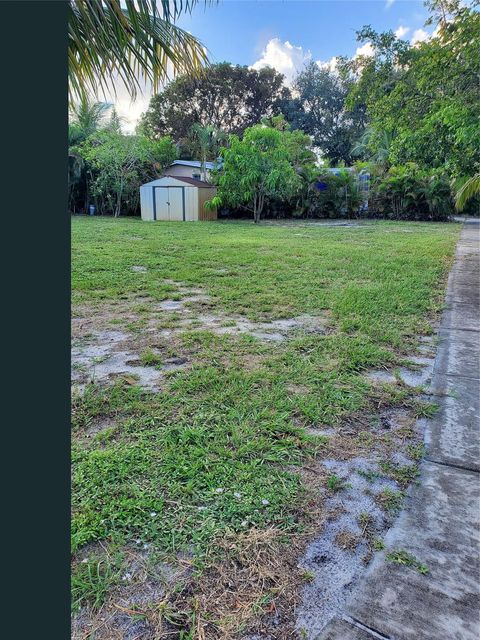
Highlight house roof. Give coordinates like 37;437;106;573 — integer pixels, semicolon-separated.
171;160;216;170
163;175;215;188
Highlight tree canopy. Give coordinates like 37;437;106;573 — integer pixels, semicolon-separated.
76;131;177;216
281;62;367;165
210;120;314;223
139;63;290;145
344;2;480;176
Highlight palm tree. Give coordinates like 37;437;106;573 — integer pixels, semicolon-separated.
105;108;124;134
190;124;227;181
69;1;210;103
455;174;480;212
69;97;113;213
69;98;112;143
352;128;393;167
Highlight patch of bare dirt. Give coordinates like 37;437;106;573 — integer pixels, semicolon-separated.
72;549;192;640
72;283;329;395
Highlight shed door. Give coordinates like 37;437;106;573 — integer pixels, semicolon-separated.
167;187;184;221
154;188;169;220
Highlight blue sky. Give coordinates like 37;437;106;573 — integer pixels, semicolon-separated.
177;1;430;70
115;0;435;130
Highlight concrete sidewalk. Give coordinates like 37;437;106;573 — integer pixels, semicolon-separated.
319;221;480;640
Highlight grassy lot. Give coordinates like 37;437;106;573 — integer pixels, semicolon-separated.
71;217;459;638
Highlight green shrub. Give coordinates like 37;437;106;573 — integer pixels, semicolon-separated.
306;170;362;219
369;164;454;221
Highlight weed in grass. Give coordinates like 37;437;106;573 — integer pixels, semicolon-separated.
326;474;350;492
357;431;374;449
413;401;439;419
301;569;316;582
126;319;148;333
407;442;427;461
380;461;419;487
377;488;404;514
373;538;385;551
358;512;374;535
386;549;429;574
71;552;124;612
357;468;382;483
140;349;163;367
93;427;116;444
220;320;238;328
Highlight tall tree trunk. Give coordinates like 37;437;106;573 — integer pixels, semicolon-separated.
202;149;207;182
115;182;123;218
253;193;264;224
84;173;89;214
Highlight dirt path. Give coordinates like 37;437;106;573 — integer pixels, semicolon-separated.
318;220;480;639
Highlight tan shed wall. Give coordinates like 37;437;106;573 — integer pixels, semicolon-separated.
197;188;218;221
184;187;197;221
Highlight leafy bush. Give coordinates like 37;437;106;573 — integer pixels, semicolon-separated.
369;164;454;221
209;122;315;223
74;131;178;216
305;170;362;219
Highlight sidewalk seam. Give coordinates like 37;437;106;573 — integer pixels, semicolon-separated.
425;457;479;475
343;616;392;640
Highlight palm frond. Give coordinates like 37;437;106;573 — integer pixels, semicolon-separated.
455;173;480;212
69;96;112;139
69;1;211;103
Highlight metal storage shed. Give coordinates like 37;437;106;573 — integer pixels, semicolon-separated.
140;176;217;222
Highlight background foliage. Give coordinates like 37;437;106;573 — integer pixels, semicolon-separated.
69;1;480;220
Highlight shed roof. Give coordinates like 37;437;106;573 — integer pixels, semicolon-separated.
163;175;215;188
171;160;216;170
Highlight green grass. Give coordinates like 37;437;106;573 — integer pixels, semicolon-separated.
71;217;458;610
140;348;163;367
71;551;124;612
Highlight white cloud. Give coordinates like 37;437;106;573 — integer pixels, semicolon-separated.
102;79;152;133
317;41;374;77
317;56;340;74
251;38;311;85
385;0;395;9
411;28;430;45
395;25;410;39
354;42;375;58
114;94;151;134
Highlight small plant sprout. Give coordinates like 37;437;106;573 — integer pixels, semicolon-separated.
380;461;419;487
386;549;429;574
373;538;385;551
357;468;382;483
407;442;426;461
301;569;316;582
413;401;439;419
358;512;374;535
327;474;350;492
377;488;404;515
